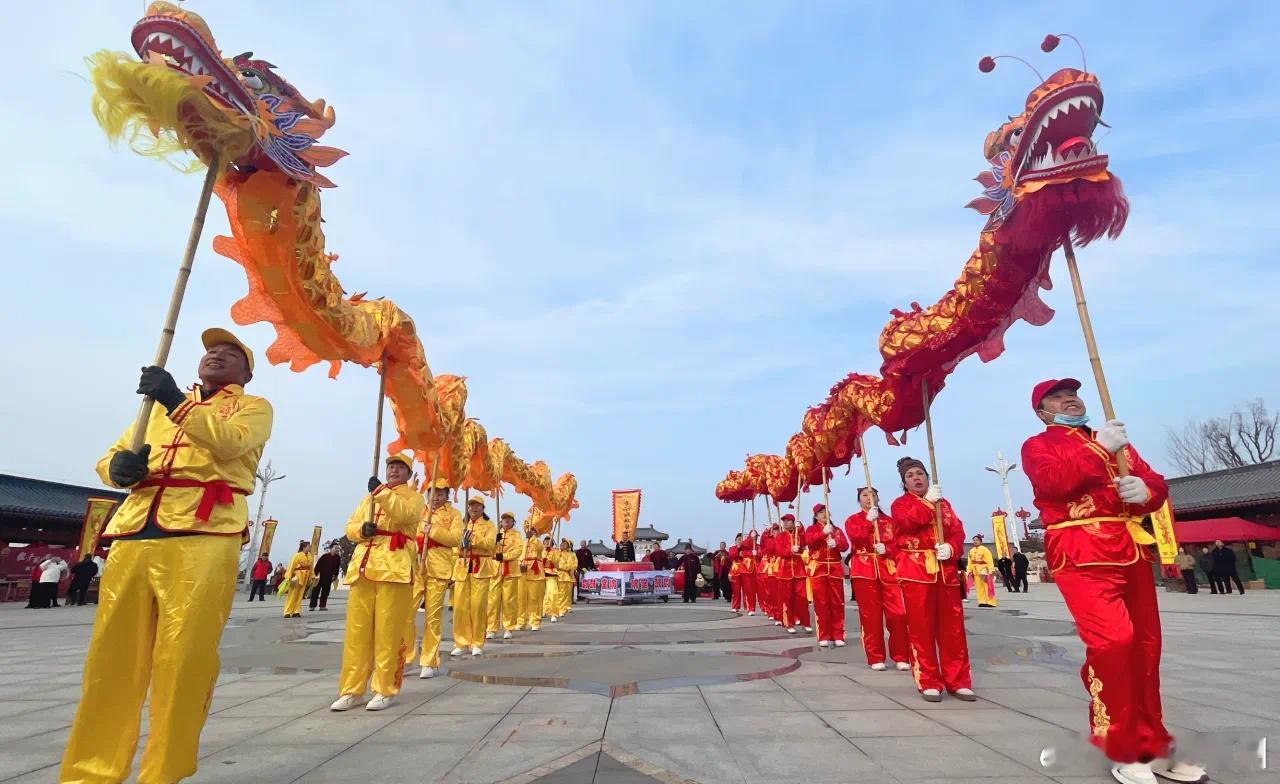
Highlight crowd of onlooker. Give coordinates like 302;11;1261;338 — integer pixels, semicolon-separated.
24;555;99;608
1174;540;1247;594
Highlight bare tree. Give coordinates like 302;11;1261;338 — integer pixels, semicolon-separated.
240;460;286;587
1166;399;1277;476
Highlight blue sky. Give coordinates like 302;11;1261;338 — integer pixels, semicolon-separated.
2;2;1277;557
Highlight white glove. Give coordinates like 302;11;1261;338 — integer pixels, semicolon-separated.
925;485;943;503
1114;475;1151;505
866;506;879;522
1095;420;1129;453
823;523;834;535
935;543;953;561
826;536;836;548
792;545;800;554
873;542;886;555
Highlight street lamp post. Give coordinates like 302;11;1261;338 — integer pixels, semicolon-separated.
242;460;285;591
984;451;1019;551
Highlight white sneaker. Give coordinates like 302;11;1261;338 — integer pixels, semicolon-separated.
921;689;942;703
418;607;426;613
449;647;465;657
774;621;782;626
502;630;512;639
485;632;494;640
419;667;436;679
834;640;846;647
818;640;830;648
330;694;362;711
804;626;813;633
787;627;797;634
895;661;910;671
1150;759;1207;783
870;662;886;671
365;694;395;711
747;611;755;616
470;647;483;656
550;616;558;623
952;687;977;702
1111;762;1156;784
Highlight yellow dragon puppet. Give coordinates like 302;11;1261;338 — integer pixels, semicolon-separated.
88;2;576;530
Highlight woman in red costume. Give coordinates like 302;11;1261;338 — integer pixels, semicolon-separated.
770;514;811;634
889;456;974;703
804;503;848;647
844;487;911;671
732;531;759;615
758;524;778;624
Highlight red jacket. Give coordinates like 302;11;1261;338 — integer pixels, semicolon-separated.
1021;424;1168;574
889;493;965;585
737;535;759;574
803;522;848;578
712;549;730;577
844;510;897;582
251;559;272;580
769;527;806;579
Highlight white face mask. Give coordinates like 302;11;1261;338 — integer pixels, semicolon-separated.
1052;413;1090;427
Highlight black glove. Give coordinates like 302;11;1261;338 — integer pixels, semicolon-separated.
495;553;504;562
137;366;186;413
367;476;381;493
360;522;378;539
108;445;152;487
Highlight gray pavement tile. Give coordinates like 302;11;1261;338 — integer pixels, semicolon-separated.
702;689;807;715
817;709;957;738
294;740;470;783
530;753;600;784
365;713;502;743
716;710;834;740
264;710;401;744
785;687;901;711
510;692;611;714
189;741;352;783
976;687;1088;709
926;707;1066;734
609;739;747;784
486;711;607;743
0;700;77;721
1021;706;1091;734
971;731;1103;776
610;691;707;716
196;714;296;757
730;736;881;783
443;740;594;784
854;735;1041;779
409;689;528;715
604;711;717;741
587;753;665;784
698;679;785;693
0;717;71;743
871;685;1002;709
0;732;65;781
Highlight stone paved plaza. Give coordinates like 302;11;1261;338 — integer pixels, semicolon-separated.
0;587;1274;783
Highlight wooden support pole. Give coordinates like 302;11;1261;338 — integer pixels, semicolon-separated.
365;366;388;525
920;379;945;543
858;432;880;546
129;155;221;452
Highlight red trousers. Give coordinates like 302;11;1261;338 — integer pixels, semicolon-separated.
760;575;776;620
900;579;971;692
851;578;911;665
734;572;757;612
778;577;810;629
1055;559;1171;763
810;575;845;642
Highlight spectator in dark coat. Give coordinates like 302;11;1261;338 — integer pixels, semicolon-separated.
1198;546;1218;594
997;555;1015;592
1012;549;1030;593
68;556;99;606
1212;540;1245;594
613;535;636;563
647;545;670;571
677;546;701;603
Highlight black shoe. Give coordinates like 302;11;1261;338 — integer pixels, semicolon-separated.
320;607;329;611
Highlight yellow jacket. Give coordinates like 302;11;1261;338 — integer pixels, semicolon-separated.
98;384;273;537
556;550;576;583
285;551;313;587
519;534;546;581
344;483;425;585
495;528;525;578
967;546;994;577
542;543;559;578
452;517;499;580
418;504;462;580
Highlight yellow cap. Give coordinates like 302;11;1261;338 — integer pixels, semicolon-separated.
201;327;255;372
500;511;515;520
385;453;413;470
430;478;450;490
466;495;486;508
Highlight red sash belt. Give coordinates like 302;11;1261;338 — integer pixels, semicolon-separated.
135;477;249;522
293;565;312;572
376;529;408;551
468;554;485;574
522;559;542;575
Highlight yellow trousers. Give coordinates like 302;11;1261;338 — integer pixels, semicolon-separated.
519;578;546;629
557;579;573;615
60;536;239;784
406;577;450;668
451;575;493;650
487;575;521;633
337;578;412;698
283;582;306;616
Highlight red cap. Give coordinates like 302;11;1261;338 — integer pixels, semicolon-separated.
812;503;826;514
780;513;796;522
1031;378;1081;410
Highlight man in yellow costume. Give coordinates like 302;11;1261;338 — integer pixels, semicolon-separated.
450;496;498;657
330;453;425;711
410;479;461;678
282;540;312;617
487;511;524;640
556;539;576;616
61;328;271;784
517;521;546;630
965;534;999;608
542;534;560;622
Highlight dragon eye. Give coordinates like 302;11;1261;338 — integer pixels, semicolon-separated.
1009;128;1023;142
240;70;265;90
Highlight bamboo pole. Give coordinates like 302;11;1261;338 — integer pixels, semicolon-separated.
1062;237;1130;476
364;366;388;526
920;379;945;543
751;497;757;531
419;453;441;572
740;501;747;535
129;155;221;452
858;432;880;546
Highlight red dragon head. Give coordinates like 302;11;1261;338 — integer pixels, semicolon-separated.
130;2;345;186
968;37;1126;245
